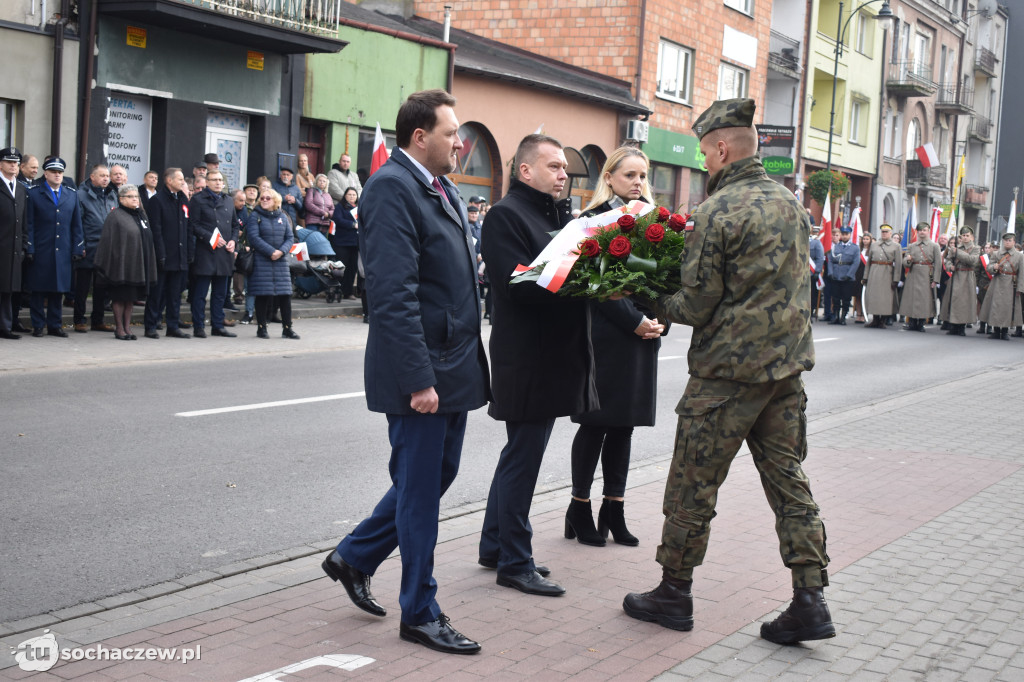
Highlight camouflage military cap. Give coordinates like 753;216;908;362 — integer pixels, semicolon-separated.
879;224;892;232
959;226;974;235
692;98;756;140
915;222;930;231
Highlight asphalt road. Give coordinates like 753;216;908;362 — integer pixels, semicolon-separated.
2;317;1016;622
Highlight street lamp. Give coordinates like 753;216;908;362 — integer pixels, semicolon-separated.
825;0;895;178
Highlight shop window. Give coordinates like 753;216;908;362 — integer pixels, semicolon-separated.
650;162;679;212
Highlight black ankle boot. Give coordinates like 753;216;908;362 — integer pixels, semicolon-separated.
564;499;605;546
760;586;836;644
1013;326;1023;338
282;325;300;339
256;324;269;339
598;499;638;546
977;323;988;334
622;574;694;631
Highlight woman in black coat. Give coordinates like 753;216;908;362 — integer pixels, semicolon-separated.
330;187;360;300
247;190;299;339
566;147;666;547
94;184;157;340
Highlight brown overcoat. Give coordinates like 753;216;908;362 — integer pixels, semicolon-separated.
899;239;942;319
863;239;902;315
939;242;980;324
979;247;1024;327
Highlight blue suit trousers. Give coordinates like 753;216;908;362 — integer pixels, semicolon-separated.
337;411;466;625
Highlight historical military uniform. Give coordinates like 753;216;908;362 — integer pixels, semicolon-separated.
979;235;1024;339
825;229;860;324
899;225;942;331
622;98;831;647
939;228;980;335
863;226;901;327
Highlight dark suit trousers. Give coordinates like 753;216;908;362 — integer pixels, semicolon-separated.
191;275;228;331
337;411;466;626
479;419;556;576
29;292;63;329
144;269;187;332
0;292;13;331
73;267;109;325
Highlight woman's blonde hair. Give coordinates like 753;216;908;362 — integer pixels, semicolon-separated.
584;146;653;213
268;189;283;211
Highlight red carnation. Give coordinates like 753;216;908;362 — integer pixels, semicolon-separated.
645;223;666;243
608;235;632;258
617;214;636;232
657;206;670;222
578;238;600;258
668;213;687;232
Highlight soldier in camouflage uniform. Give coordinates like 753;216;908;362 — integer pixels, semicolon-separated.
621;99;833;645
939;226;980;336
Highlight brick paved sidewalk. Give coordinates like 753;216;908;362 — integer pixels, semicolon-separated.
4;365;1024;681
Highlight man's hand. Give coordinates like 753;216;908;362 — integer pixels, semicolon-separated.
410;387;439;414
633;316;665;339
226;240;236;254
286;194;296;204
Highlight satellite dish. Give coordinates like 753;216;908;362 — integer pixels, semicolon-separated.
977;0;997;18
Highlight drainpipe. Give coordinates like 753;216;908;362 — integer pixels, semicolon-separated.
78;0;99;181
50;0;71;156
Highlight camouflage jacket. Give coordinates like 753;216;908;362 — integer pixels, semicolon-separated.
651;155;814;383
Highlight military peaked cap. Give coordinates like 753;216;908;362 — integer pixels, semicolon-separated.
692;98;756;140
915;222;930;231
1002;232;1016;240
959;226;974;235
879;224;892;231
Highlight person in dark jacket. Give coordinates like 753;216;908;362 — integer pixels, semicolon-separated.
330;187;360;299
23;157;85;337
247;190;298;339
568;147;666;549
94;185;157;340
478;134;598;597
321;90;489;656
73;164;118;333
271;167;304;227
188;170;238;338
143;168;193;339
1;147;28;339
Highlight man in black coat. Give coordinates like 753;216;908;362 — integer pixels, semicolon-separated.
1;147;28;338
478;134;598;596
73;164;118;333
321;90;489;655
143;168;193;339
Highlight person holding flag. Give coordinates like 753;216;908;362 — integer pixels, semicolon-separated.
979;232;1024;340
863;224;902;327
899;222;942;332
187;170;238;338
939;226;981;336
825;225;859;324
809;223;825;321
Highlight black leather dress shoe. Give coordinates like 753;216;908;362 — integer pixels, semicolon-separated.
399;614;480;655
211;327;237;337
322;551;386;617
623;579;694;631
478;557;550;577
192;327;207;338
166;328;190;339
496;570;565;596
47;327;68;337
12;321;29;333
144;330;160;340
0;329;21;340
32;327;45;337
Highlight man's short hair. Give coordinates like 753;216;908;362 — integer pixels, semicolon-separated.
164;167;182;180
90;163;108;173
395;89;458;148
514;134;563;169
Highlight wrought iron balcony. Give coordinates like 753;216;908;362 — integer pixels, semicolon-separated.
886;60;937;97
975;46;997;77
98;0;346;54
934;83;973;113
964;185;989;208
906;159;947;189
768;29;800;77
969;115;992;142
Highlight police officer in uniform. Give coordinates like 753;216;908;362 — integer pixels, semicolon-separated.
621;99;832;645
825;225;859;324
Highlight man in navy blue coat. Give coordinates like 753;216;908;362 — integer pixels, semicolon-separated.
24;157;84;336
321;90;489;655
144;168;193;339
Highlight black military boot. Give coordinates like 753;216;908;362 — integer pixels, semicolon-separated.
956;324;966;336
940;321;951;331
977;322;989;335
623;573;694;631
1000;328;1011;340
760;586;836;644
1012;326;1023;338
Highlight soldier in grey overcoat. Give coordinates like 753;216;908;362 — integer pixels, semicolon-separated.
979;233;1024;340
863;224;901;327
939;226;980;336
899;223;942;331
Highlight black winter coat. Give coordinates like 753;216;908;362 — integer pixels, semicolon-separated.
0;179;27;293
480;177;598;421
148;187;192;271
189;188;238;277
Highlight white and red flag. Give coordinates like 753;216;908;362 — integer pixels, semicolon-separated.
979;253;993;279
328;220;336;236
289;242;309;262
370;123;389;176
915;142;939;168
209;228;226;249
820;190;833;252
929;206;942;243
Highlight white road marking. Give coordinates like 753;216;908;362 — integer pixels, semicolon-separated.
814;337;839;342
658;355;685;361
176;392;365;417
237;654;375;681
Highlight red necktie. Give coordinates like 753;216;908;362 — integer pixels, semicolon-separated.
432;177;449;205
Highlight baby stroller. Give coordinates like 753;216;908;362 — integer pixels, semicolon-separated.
290;228;347;302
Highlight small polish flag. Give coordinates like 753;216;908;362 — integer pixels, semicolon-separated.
182;205;189;219
915;142;939;169
289;242;309;262
370;123;389;177
328;220;336;236
849;206;863;244
209;228;226;249
817;273;825;289
350;207;358;222
979;253;993;279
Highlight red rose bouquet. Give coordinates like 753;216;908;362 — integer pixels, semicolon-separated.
510;201;688;301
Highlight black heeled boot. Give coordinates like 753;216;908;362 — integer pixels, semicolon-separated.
564;498;605;546
598;499;639;546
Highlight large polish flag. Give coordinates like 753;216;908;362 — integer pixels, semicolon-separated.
820;190;833;252
915;142;939;168
370;123;389;176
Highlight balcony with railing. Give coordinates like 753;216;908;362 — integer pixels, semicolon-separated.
934;83;973;113
98;0;346;53
906;159;947;189
964;185;989;208
969;115;993;142
768;30;801;78
975;46;997;77
886;60;937;97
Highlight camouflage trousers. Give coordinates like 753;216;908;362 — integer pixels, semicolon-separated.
656;374;829;588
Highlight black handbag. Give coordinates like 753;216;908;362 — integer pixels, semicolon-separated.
236;246;255;275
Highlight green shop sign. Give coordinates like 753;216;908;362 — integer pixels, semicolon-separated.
762;156;794;175
642;126;705;170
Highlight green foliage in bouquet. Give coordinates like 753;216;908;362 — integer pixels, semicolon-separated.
560;206;688;301
806;169;849;205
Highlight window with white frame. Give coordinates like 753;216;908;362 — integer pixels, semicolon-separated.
718;63;748;99
656;40;694;104
1;100;14;149
849;100;867;144
724;0;753;15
